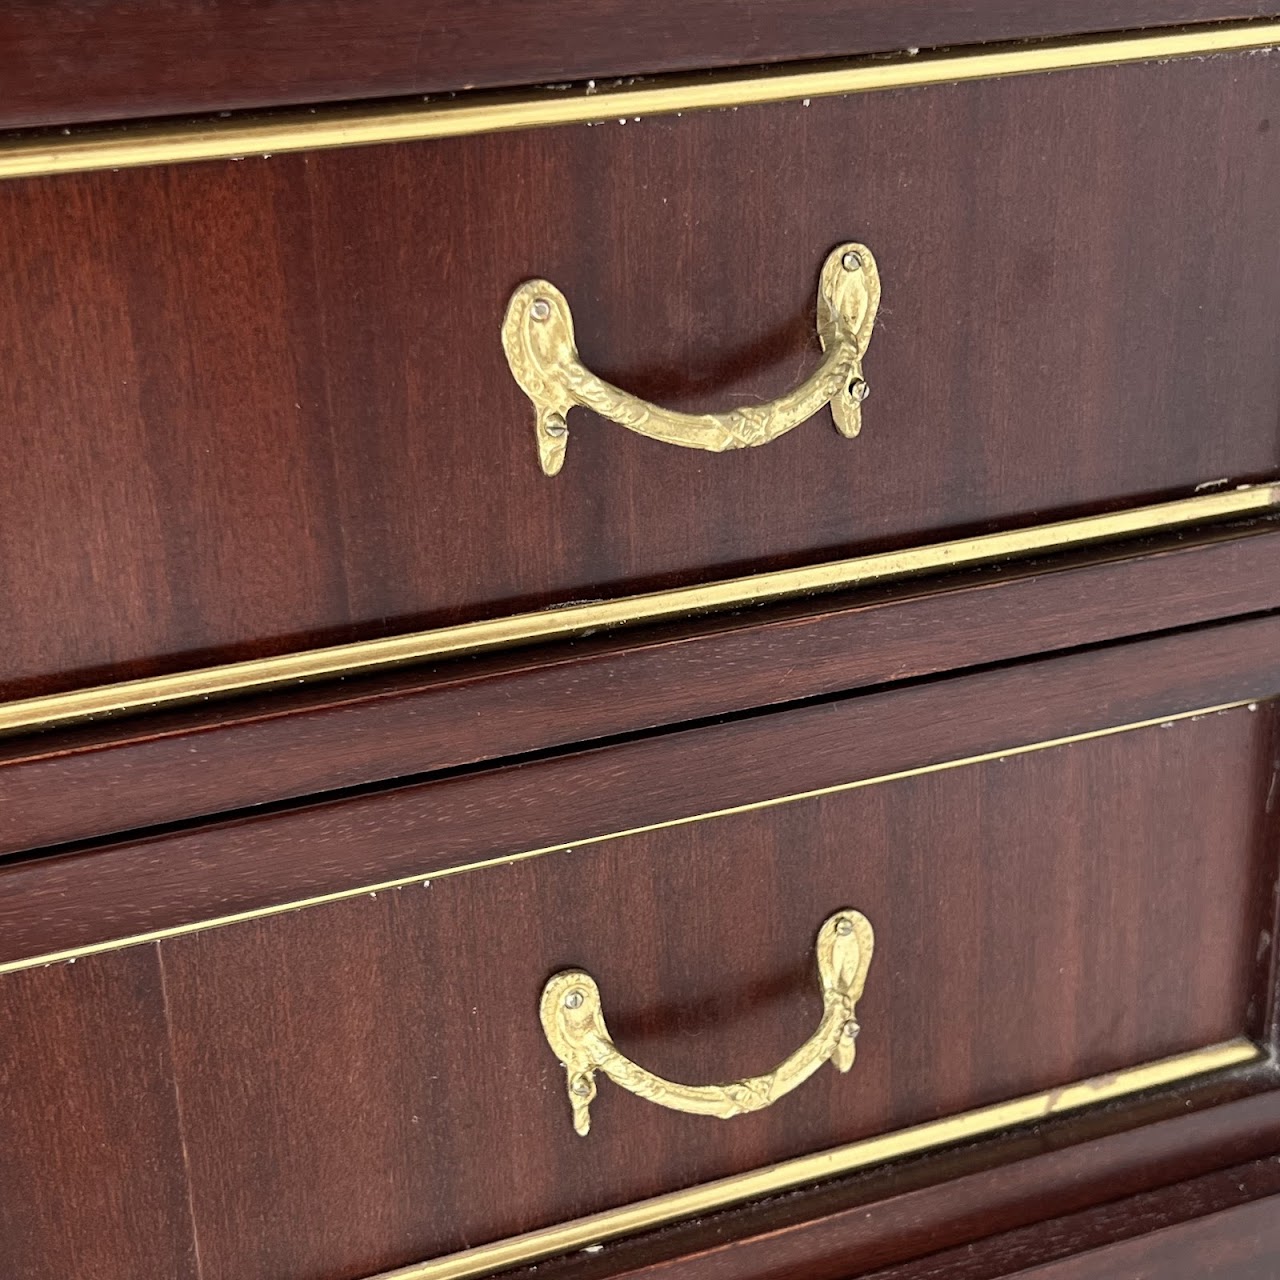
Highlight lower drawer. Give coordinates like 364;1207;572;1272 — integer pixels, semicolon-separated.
2;620;1279;1280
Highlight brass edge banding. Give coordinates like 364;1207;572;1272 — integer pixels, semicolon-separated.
0;700;1259;975
370;1038;1260;1280
2;485;1276;737
1;20;1279;180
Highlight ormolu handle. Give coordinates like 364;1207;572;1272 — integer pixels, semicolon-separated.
539;909;874;1136
502;244;880;476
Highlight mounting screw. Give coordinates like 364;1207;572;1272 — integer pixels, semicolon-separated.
841;250;863;272
835;917;854;936
571;1075;592;1096
530;297;552;321
843;1019;860;1039
564;989;584;1009
848;378;869;403
544;413;568;438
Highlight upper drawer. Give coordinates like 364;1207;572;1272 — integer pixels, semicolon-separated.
2;43;1279;705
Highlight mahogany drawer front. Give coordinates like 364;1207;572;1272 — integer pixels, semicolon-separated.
3;620;1278;1280
2;47;1279;708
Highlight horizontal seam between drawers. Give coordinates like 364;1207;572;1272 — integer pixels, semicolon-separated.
1;483;1276;740
0;19;1278;180
0;697;1262;975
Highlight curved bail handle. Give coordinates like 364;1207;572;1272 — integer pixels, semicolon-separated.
502;243;881;476
539;909;875;1136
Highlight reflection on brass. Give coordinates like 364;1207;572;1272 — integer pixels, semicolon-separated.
540;910;874;1135
0;485;1275;737
370;1038;1258;1280
1;22;1277;181
503;244;879;475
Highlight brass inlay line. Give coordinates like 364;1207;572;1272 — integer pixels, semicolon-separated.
1;21;1278;180
370;1039;1259;1280
1;485;1275;737
0;700;1257;975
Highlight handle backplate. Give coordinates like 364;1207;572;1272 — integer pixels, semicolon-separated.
540;909;874;1135
503;243;880;475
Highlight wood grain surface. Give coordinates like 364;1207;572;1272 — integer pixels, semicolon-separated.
5;11;1280;1279
1;52;1277;698
3;520;1278;856
2;950;1277;1279
145;706;1276;1274
0;2;1272;129
1261;693;1280;1053
0;945;200;1280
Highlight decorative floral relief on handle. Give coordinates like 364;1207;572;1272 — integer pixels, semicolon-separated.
539;909;874;1136
502;243;881;476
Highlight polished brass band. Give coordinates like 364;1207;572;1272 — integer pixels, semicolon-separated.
0;21;1278;181
370;1038;1258;1280
1;485;1275;737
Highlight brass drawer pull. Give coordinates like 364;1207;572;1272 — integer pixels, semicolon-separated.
503;244;880;475
540;909;874;1135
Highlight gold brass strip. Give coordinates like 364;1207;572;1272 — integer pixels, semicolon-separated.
0;699;1258;975
368;1038;1260;1280
1;21;1279;181
541;910;875;1134
1;484;1275;737
503;243;880;475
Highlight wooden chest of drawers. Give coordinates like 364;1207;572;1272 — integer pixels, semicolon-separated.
2;6;1280;1279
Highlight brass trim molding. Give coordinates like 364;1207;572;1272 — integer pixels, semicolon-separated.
1;20;1278;181
1;484;1276;737
0;699;1258;974
370;1038;1259;1280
